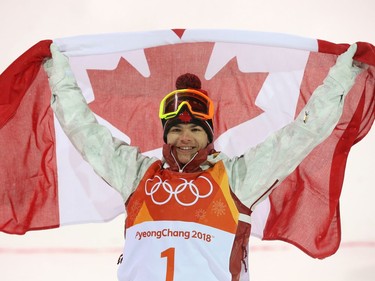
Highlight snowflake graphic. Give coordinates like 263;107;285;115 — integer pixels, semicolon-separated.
195;209;207;220
211;200;226;216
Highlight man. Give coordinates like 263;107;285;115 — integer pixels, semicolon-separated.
44;43;361;281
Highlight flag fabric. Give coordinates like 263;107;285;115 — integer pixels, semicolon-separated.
0;29;374;259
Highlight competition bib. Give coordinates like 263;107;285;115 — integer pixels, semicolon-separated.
119;162;240;281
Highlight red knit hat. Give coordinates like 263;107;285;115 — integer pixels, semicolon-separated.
160;73;214;143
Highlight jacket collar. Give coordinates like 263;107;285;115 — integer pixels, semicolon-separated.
162;143;215;173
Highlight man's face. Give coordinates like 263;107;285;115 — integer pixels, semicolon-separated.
166;123;209;164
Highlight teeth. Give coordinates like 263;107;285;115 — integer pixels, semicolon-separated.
179;147;193;150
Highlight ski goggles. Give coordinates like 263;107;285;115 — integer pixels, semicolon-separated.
159;89;214;120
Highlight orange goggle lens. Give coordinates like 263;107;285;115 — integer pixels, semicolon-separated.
159;89;214;120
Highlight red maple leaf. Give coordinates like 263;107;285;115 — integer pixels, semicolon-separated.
87;42;266;152
177;111;193;123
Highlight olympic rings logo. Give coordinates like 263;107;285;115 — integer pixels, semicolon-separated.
145;176;214;206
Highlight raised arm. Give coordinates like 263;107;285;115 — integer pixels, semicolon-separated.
225;44;363;209
43;44;157;200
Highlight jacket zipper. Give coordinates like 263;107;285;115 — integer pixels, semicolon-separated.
171;151;199;172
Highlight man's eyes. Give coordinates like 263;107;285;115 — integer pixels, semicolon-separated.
170;127;181;132
191;127;203;132
169;126;203;133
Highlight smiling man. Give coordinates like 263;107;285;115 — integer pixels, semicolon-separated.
167;123;209;164
44;44;361;281
159;74;216;172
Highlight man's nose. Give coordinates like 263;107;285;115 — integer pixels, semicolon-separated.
179;129;193;141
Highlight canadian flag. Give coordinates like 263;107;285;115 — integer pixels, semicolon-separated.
0;29;374;259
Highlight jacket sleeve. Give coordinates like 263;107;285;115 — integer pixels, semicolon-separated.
43;44;157;201
221;44;363;209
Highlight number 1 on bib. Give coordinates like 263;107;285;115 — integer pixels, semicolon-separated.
161;247;175;281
